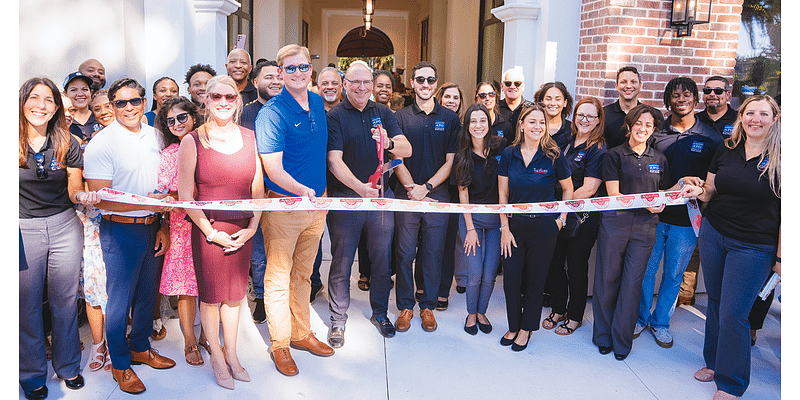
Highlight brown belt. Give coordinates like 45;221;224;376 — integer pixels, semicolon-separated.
102;214;159;225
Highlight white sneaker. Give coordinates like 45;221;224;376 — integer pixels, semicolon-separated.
651;326;673;348
633;323;647;339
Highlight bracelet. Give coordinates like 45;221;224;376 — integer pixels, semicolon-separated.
500;223;508;230
699;186;706;196
466;228;476;232
206;229;219;243
558;216;566;226
75;192;86;202
386;138;395;151
776;256;781;263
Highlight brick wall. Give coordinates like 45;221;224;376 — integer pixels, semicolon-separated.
576;0;743;108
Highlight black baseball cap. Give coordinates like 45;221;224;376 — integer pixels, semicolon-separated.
63;72;94;91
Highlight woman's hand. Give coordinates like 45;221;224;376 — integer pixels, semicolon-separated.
464;229;480;256
646;204;665;213
680;184;703;198
500;226;516;258
556;218;564;230
229;227;257;251
681;176;704;187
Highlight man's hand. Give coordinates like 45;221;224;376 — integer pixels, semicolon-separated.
357;182;380;198
147;192;175;213
405;184;429;201
154;225;171;257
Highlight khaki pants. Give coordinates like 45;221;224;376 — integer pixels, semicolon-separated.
261;209;326;349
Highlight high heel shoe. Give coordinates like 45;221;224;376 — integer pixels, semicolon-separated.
211;359;234;390
511;331;531;352
223;347;250;382
464;316;478;336
500;331;518;346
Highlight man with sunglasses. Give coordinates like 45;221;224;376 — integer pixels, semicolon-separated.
84;78;176;394
255;44;333;377
604;66;645;149
697;76;737;137
392;61;460;333
498;67;530;144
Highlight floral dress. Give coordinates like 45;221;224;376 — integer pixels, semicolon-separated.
77;204;107;312
158;143;198;296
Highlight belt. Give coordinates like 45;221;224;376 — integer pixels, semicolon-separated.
102;214;159;225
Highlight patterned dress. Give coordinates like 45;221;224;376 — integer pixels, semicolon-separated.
158;143;198;296
77;204;107;312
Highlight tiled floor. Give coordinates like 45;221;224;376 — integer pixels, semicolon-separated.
21;243;781;400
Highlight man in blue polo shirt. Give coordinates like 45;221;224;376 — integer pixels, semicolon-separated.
393;61;460;333
325;61;412;347
255;44;334;377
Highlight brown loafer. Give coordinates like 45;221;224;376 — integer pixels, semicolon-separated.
420;308;437;332
395;309;413;332
130;348;176;369
290;333;334;357
112;367;146;394
270;347;299;376
151;326;167;341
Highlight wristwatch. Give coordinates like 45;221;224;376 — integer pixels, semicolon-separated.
424;182;433;192
386;138;395;151
557;215;567;227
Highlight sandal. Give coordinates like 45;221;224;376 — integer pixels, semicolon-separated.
555;319;582;335
357;276;370;291
198;339;212;355
185;344;204;366
89;341;108;372
542;312;566;330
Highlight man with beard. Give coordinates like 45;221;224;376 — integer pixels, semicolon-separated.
226;48;257;104
697;76;737;137
318;67;342;111
78;59;106;91
373;70;394;106
240;60;283;131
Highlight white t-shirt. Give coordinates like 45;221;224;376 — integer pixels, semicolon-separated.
84;120;163;217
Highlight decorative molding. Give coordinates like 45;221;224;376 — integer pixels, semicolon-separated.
491;3;541;23
194;0;240;16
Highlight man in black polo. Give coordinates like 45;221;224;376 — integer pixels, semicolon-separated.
697;76;737;137
325;61;412;347
393;61;460;333
497;67;529;145
241;60;283;131
226;48;257;104
604;66;648;148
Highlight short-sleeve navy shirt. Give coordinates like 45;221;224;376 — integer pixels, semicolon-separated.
602;142;671;195
19;135;83;218
550;119;573;149
327;97;403;195
697;105;737;137
558;138;607;199
394;101;460;186
491;113;513;145
498;145;571;205
459;140;506;205
240;98;266;132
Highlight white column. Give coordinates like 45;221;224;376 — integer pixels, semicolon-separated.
444;0;480;89
193;0;240;72
254;0;285;60
428;0;448;77
491;0;546;99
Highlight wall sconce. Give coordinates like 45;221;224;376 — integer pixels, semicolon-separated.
670;0;712;37
364;0;374;15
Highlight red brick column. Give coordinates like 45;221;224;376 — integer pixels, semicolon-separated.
576;0;743;107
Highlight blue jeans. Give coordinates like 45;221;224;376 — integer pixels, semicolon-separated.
699;219;776;397
638;222;697;329
459;214;500;315
250;225;266;299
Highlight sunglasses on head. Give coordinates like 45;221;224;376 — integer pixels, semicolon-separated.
703;88;726;95
414;76;437;85
33;152;48;180
208;93;237;102
166;112;190;127
477;91;496;99
503;81;522;88
112;97;144;108
281;64;312;74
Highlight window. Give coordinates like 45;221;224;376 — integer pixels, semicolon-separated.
478;0;504;86
302;20;309;48
420;18;429;61
227;0;253;57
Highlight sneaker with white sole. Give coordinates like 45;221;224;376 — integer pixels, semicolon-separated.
633;323;647;339
651;326;673;348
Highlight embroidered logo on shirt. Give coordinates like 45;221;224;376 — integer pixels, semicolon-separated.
434;120;445;131
92;123;104;132
371;116;383;128
648;163;661;173
497;130;504;137
758;157;769;171
495;155;502;163
294;122;301;127
532;168;549;174
574;150;585;162
691;141;704;153
49;156;60;171
722;125;734;137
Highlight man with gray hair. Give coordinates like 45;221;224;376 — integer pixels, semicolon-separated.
318;66;343;111
498;67;530;144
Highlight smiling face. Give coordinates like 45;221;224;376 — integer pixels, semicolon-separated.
112;87;146;132
740;99;777;141
440;87;461;113
79;59;106;90
66;80;91;110
154;79;179;109
628;112;656;147
280;53;313;93
521;109;547;144
319;69;342;104
188;71;213;104
166;105;195;138
668;86;697;118
502;70;524;102
541;87;567;119
468;109;490;141
411;67;437;102
574;103;600;136
373;74;393;105
254;66;283;100
476;83;496;110
616;71;641;102
344;67;373;109
91;93;115;126
703;80;729;110
204;82;238;124
226;49;252;84
24;84;58;130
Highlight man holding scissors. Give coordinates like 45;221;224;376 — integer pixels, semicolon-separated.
325;61;411;347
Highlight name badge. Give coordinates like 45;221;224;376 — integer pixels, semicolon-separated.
574;150;585;162
722;124;734;137
691;141;704;153
497;130;504;137
648;163;661;174
434;120;445;131
49;156;61;171
758;157;769;171
371;116;383;128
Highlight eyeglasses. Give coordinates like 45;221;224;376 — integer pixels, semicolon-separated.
503;81;522;88
414;76;437;85
477;92;496;99
281;64;312;74
208;93;237;102
112;97;144;108
33;152;48;180
166;112;190;127
344;78;373;87
576;113;598;122
703;88;726;95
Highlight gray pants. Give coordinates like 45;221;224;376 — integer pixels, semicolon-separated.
592;210;658;356
19;208;83;391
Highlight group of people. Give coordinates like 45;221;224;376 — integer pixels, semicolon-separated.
19;44;779;400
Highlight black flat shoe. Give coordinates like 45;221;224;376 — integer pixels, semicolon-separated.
435;299;448;311
614;353;628;361
24;385;48;399
598;346;613;355
415;291;422;302
456;285;466;294
511;333;531;352
500;332;518;346
464;317;478;335
65;374;84;390
477;319;492;334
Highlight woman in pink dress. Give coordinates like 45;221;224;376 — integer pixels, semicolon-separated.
177;76;264;390
155;96;209;366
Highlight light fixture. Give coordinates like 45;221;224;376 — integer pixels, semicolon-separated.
670;0;712;37
364;0;374;15
365;20;372;30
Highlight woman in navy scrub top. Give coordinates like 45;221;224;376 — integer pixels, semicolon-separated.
682;95;780;400
498;103;573;352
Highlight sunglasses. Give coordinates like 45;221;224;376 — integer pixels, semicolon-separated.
208;93;237;102
166;112;190;127
477;92;496;99
33;152;48;180
281;64;312;74
414;76;437;85
503;81;522;88
703;88;726;95
112;97;144;108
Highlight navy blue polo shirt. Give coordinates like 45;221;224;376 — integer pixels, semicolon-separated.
255;87;328;196
327;97;403;195
19;135;83;218
697;105;737;137
240;81;258;106
498;145;571;205
602;142;671;195
459;139;506;205
394;101;460;187
240;98;266;132
70;113;103;140
704;142;780;245
497;97;531;146
491;113;513;144
652;117;723;226
550;119;573;149
557;138;607;200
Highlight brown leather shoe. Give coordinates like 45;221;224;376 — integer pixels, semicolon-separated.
395;309;413;332
290;333;334;357
112;367;146;394
420;308;437;332
270;348;299;376
130;348;176;369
